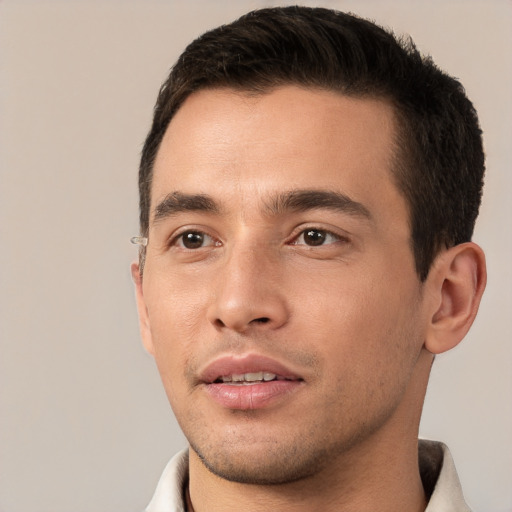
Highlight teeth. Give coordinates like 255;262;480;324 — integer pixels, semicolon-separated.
245;372;263;382
220;372;277;383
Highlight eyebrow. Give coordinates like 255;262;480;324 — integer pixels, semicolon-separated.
152;188;372;224
153;191;220;223
265;189;372;219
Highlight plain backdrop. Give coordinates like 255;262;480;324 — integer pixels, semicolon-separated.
0;1;511;511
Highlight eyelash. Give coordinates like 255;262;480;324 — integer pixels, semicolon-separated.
170;229;220;250
168;227;348;250
290;228;346;247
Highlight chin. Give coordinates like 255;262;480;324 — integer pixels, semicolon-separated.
190;437;332;485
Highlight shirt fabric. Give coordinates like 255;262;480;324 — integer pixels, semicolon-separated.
144;439;470;512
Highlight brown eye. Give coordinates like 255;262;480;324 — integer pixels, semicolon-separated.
303;229;327;246
290;227;347;248
295;228;341;247
176;231;215;249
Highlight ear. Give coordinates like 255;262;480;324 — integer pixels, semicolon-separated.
424;242;486;355
131;262;155;356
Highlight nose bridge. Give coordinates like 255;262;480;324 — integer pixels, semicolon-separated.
208;237;288;332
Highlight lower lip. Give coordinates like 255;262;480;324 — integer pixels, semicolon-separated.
204;380;302;410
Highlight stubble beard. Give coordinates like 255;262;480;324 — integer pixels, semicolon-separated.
186;410;390;486
190;436;334;485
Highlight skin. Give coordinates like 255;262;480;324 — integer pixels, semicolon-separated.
132;86;486;511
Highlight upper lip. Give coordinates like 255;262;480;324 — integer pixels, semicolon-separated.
199;354;303;384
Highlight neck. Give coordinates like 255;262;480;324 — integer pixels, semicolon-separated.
188;350;433;512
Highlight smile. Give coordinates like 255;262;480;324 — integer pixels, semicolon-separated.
215;372;297;384
200;354;304;409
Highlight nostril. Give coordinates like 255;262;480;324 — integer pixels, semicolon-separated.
213;318;226;328
253;317;270;324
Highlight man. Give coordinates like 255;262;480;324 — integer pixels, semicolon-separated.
131;6;486;511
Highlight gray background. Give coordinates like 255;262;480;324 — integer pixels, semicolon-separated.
1;1;511;511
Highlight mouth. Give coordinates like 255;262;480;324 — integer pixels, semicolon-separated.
200;354;303;384
199;354;304;410
214;372;299;384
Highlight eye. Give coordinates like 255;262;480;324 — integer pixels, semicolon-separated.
173;230;218;249
293;228;342;247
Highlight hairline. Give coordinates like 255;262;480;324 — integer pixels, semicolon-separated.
139;83;419;276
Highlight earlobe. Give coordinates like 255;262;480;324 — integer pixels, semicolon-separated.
424;242;486;355
131;262;155;356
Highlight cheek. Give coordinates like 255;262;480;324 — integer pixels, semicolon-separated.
145;275;210;389
306;269;423;380
147;268;210;338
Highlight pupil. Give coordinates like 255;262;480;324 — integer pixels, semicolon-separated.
183;232;204;249
304;229;325;246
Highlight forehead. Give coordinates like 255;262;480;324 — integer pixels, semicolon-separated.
151;86;404;225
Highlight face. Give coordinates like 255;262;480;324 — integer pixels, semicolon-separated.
134;86;431;484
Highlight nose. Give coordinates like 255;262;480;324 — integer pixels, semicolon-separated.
207;245;289;333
